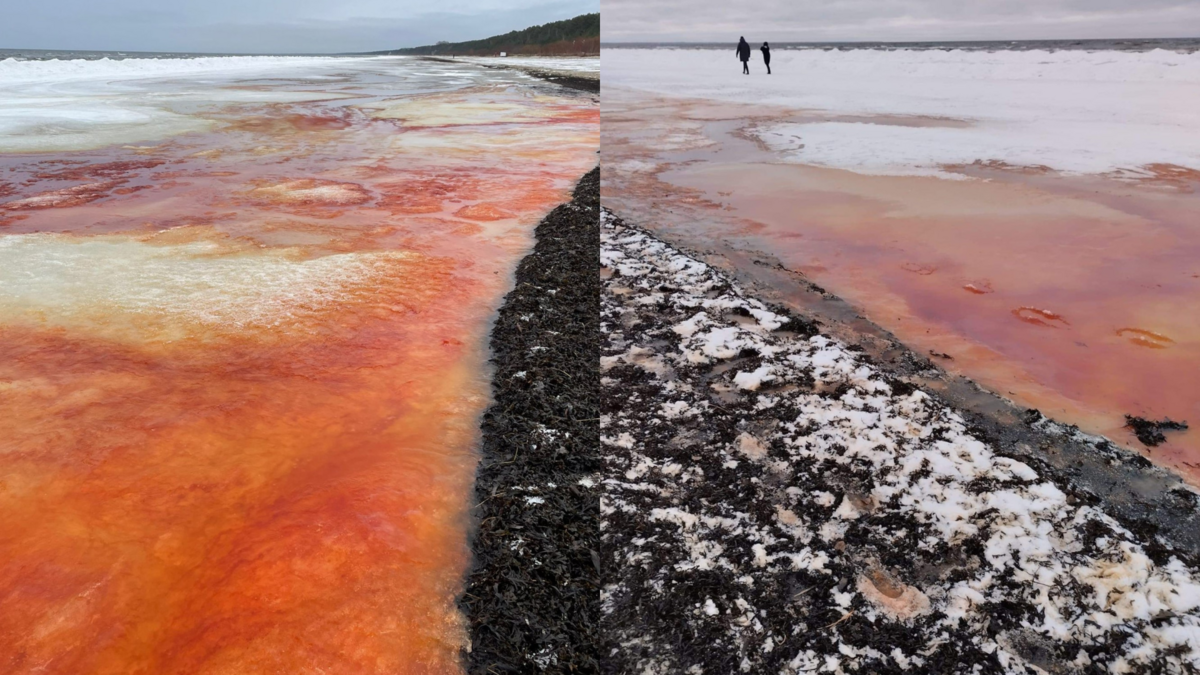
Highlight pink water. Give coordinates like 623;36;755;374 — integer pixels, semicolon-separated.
602;87;1200;484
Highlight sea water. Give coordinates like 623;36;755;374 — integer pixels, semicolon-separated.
0;54;597;674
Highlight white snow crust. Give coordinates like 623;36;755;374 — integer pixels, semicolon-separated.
602;48;1200;178
0;55;523;152
600;207;1200;674
460;56;599;76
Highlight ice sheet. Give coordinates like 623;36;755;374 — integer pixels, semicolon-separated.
0;56;407;152
0;55;378;84
602;48;1200;177
460;56;599;75
371;95;565;127
757;119;1200;179
0;231;416;341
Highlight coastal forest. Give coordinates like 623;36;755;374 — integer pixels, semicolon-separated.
384;13;599;56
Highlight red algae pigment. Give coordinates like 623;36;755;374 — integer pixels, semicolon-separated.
0;57;597;674
601;86;1200;486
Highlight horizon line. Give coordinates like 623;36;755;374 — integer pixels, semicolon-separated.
601;35;1200;45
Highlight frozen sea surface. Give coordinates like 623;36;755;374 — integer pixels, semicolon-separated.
460;55;599;76
602;48;1200;178
0;55;464;152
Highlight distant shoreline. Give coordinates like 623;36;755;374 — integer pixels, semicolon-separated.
0;48;393;61
0;48;602;63
421;56;599;93
602;36;1200;53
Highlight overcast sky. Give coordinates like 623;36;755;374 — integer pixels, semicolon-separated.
0;0;595;54
603;0;1200;43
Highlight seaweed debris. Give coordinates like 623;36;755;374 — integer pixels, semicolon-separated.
460;167;600;673
599;207;1200;674
1125;415;1189;447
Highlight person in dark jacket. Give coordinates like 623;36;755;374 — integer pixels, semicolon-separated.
736;37;751;74
761;42;771;74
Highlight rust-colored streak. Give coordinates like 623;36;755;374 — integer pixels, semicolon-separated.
455;203;515;221
0;287;476;674
900;262;937;276
0;78;598;674
1117;327;1175;349
1012;307;1070;328
230;113;355;133
1131;163;1200;189
241;178;375;209
2;181;126;210
33;159;167;181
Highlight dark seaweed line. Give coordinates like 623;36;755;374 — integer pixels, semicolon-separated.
460;167;601;674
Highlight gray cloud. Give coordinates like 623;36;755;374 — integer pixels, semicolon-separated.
601;0;1200;42
1;0;596;53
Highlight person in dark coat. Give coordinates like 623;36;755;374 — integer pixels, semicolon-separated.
761;41;771;74
736;37;751;74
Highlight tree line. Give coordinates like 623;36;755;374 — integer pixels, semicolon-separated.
382;13;599;56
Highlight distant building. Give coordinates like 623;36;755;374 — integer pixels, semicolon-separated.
499;52;507;57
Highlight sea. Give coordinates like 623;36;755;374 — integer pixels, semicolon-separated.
0;48;362;61
0;51;599;671
602;37;1200;53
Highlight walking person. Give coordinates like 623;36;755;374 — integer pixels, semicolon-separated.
736;36;751;74
761;41;771;74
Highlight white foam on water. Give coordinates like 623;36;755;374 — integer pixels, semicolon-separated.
0;231;416;341
602;48;1200;177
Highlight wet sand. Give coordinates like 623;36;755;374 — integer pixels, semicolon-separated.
0;62;597;673
601;85;1200;485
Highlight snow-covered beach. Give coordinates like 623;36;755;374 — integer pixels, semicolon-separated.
459;55;599;76
600;46;1200;485
603;47;1200;178
600;207;1200;674
448;55;600;92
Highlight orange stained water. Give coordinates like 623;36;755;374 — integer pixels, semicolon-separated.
601;86;1200;485
0;64;598;674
